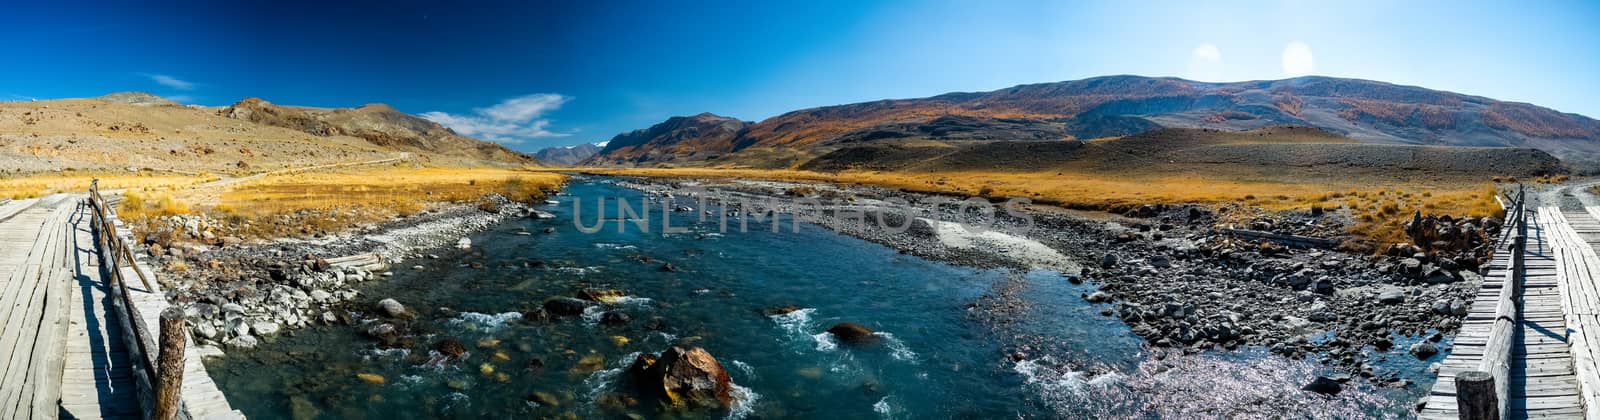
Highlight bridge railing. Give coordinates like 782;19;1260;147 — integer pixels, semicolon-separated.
87;180;189;420
1456;185;1526;420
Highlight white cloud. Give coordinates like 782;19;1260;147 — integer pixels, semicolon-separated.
1281;41;1316;77
421;93;571;144
1187;43;1224;81
145;74;195;90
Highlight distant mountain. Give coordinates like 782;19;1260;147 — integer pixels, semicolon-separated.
220;97;536;165
583;76;1600;168
583;112;750;166
533;142;602;165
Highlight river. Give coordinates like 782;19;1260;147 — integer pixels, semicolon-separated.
207;177;1437;419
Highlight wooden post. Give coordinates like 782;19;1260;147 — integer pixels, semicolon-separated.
1456;370;1499;420
153;307;187;420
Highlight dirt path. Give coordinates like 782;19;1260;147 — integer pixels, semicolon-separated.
1526;178;1600;210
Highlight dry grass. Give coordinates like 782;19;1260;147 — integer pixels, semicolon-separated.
568;167;1504;250
125;166;566;239
0;170;213;200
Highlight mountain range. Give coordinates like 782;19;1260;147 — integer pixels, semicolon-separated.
574;75;1600;169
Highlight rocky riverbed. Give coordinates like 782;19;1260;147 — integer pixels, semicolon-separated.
132;193;548;353
609;175;1501;390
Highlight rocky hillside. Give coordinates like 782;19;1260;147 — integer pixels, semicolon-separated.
220;98;535;165
533;142;601;166
583;113;750;167
584;75;1600;168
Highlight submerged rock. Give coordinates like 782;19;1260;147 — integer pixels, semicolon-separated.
437;338;468;358
1301;376;1342;395
629;347;734;411
826;322;881;346
579;288;627;303
544;297;591;316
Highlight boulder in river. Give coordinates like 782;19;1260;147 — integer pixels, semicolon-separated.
600;311;633;326
1301;376;1343;395
827;322;881;346
579;288;627;303
437;338;468;358
544;297;591;316
628;347;734;411
377;298;407;317
1409;341;1439;359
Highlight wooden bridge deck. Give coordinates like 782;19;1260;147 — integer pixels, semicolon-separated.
0;195;242;419
1423;206;1600;418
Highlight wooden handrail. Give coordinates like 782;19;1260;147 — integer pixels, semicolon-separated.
87;179;187;420
1458;185;1525;420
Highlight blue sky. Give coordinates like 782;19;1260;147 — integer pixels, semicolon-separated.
3;0;1597;151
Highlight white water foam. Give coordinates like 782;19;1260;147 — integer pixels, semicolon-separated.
726;383;761;420
873;396;903;419
553;266;600;275
441;392;470;411
580;305;606;326
448;311;523;333
362;347;411;361
1012;356;1123;396
811;332;839;352
593;243;637;250
875;332;918;362
730;360;756;379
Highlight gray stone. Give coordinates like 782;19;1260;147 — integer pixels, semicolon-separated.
378;298;406;317
1377;288;1405;305
252;321;281;337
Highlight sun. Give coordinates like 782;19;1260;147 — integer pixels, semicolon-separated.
1281;41;1316;77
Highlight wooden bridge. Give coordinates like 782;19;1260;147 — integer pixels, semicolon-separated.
1423;188;1600;419
0;183;241;419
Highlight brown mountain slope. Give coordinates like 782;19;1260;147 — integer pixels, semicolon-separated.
585;75;1600;169
583;113;749;167
219;98;536;165
0;95;402;173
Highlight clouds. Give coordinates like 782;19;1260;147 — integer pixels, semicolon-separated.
144;73;195;90
1187;43;1224;81
1281;41;1316;77
421;93;572;144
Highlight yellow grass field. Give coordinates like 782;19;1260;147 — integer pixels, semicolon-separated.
0;170;215;199
567;167;1505;250
113;165;564;238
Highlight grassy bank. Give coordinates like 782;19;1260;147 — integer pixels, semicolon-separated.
118;165;565;239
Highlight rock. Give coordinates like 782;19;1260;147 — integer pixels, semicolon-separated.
1409;341;1439;359
456;238;472;249
438;338;468;358
364;323;397;342
310;256;331;272
310;289;332;303
224;335;259;349
377;298;407;317
544;297;591;316
600;311;633;326
1100;253;1118;269
660;262;677;272
1148;254;1172;268
1450;299;1469;316
1377;288;1405;305
252;322;281;337
195;345;226;360
193;322;218;339
356;373;386;385
1084;291;1111;303
628;347;734;411
579;288;627;303
1302;376;1343;395
1400;258;1423;276
826;322;881;346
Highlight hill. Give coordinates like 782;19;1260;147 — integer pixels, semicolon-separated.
219;98;534;165
583;75;1600;169
0;93;535;174
533;143;601;166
